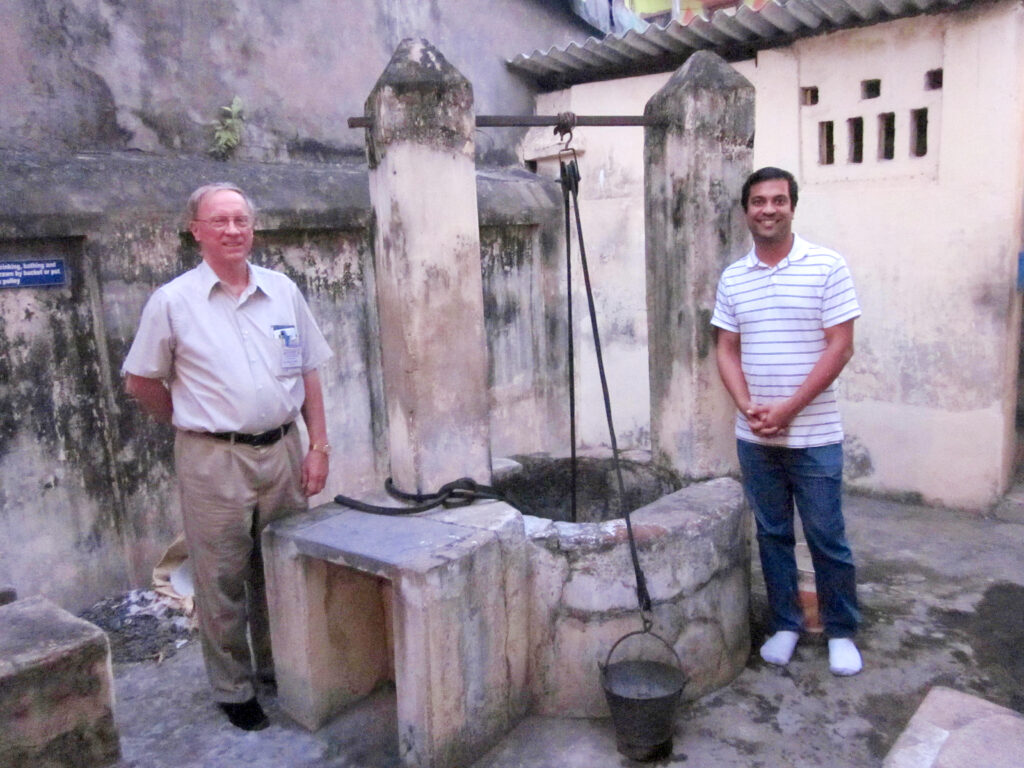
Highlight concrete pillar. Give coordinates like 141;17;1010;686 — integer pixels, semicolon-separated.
365;38;491;492
644;50;755;479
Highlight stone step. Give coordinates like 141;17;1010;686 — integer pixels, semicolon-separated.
0;596;120;767
883;686;1024;768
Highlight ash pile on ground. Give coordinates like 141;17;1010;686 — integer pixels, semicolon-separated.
79;590;196;663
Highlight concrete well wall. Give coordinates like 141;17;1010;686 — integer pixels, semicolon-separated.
523;477;750;716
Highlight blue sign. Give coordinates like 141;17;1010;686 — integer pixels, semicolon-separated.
0;259;68;288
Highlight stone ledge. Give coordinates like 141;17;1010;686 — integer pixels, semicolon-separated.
263;502;528;767
0;149;560;239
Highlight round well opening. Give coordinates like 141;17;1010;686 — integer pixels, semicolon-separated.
493;454;682;523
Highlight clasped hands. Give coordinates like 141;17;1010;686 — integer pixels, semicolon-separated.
744;400;796;438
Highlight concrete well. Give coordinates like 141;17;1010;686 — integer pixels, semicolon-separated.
263;474;749;764
521;476;750;717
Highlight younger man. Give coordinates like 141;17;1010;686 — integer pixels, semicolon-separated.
711;167;863;675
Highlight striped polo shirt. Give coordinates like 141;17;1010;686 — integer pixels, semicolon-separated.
711;234;861;448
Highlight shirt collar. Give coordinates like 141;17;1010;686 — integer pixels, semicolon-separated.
196;260;222;297
744;233;808;270
197;259;269;301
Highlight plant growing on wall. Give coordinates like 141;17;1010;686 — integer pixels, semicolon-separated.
210;96;244;160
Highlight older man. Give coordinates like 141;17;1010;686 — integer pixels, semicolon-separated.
712;167;863;676
123;183;333;729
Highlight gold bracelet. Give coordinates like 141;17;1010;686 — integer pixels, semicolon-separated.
311;443;332;456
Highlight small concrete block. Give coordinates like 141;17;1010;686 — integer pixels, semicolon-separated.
0;596;119;767
883;687;1024;768
0;585;16;606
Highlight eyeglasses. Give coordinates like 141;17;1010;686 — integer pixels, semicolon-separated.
193;216;254;231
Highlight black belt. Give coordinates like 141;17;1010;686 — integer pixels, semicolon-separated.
207;422;292;447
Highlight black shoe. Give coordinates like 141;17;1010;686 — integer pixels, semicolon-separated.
219;697;270;731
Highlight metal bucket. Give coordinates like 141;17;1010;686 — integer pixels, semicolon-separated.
600;630;688;762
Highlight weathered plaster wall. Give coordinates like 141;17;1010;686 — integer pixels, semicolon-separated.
0;0;591;165
525;73;667;451
0;154;568;611
523;1;1024;508
0;236;134;612
478;167;573;457
0;0;588;611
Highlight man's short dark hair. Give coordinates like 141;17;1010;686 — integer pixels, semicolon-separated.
741;167;798;211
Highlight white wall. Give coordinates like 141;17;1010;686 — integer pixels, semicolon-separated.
525;0;1024;507
526;73;671;451
768;8;1024;507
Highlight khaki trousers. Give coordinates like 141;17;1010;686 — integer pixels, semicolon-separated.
174;428;307;703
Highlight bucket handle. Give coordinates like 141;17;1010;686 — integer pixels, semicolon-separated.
601;629;684;674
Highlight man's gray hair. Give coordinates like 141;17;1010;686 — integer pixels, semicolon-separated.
185;182;257;222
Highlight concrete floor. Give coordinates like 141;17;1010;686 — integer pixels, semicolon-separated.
110;489;1024;768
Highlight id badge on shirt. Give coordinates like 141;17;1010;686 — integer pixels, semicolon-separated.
272;324;303;374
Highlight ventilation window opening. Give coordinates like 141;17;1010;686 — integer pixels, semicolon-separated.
910;108;928;157
925;69;943;90
801;86;819;106
818;121;835;165
861;79;881;99
878;112;895;160
847;117;864;164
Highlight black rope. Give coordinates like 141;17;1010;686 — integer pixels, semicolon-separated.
559;153;653;620
561;156;578;523
333;477;522;516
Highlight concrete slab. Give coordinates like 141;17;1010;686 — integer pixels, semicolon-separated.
281;505;496;576
883;686;1024;768
990;480;1024;524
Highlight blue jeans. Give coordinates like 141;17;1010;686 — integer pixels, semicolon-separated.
737;440;859;638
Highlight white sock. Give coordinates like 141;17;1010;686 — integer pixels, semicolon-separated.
760;630;800;666
828;638;863;676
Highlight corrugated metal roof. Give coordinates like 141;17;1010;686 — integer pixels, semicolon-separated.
508;0;977;88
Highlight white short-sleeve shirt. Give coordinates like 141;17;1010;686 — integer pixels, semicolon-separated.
710;234;861;448
122;260;333;434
